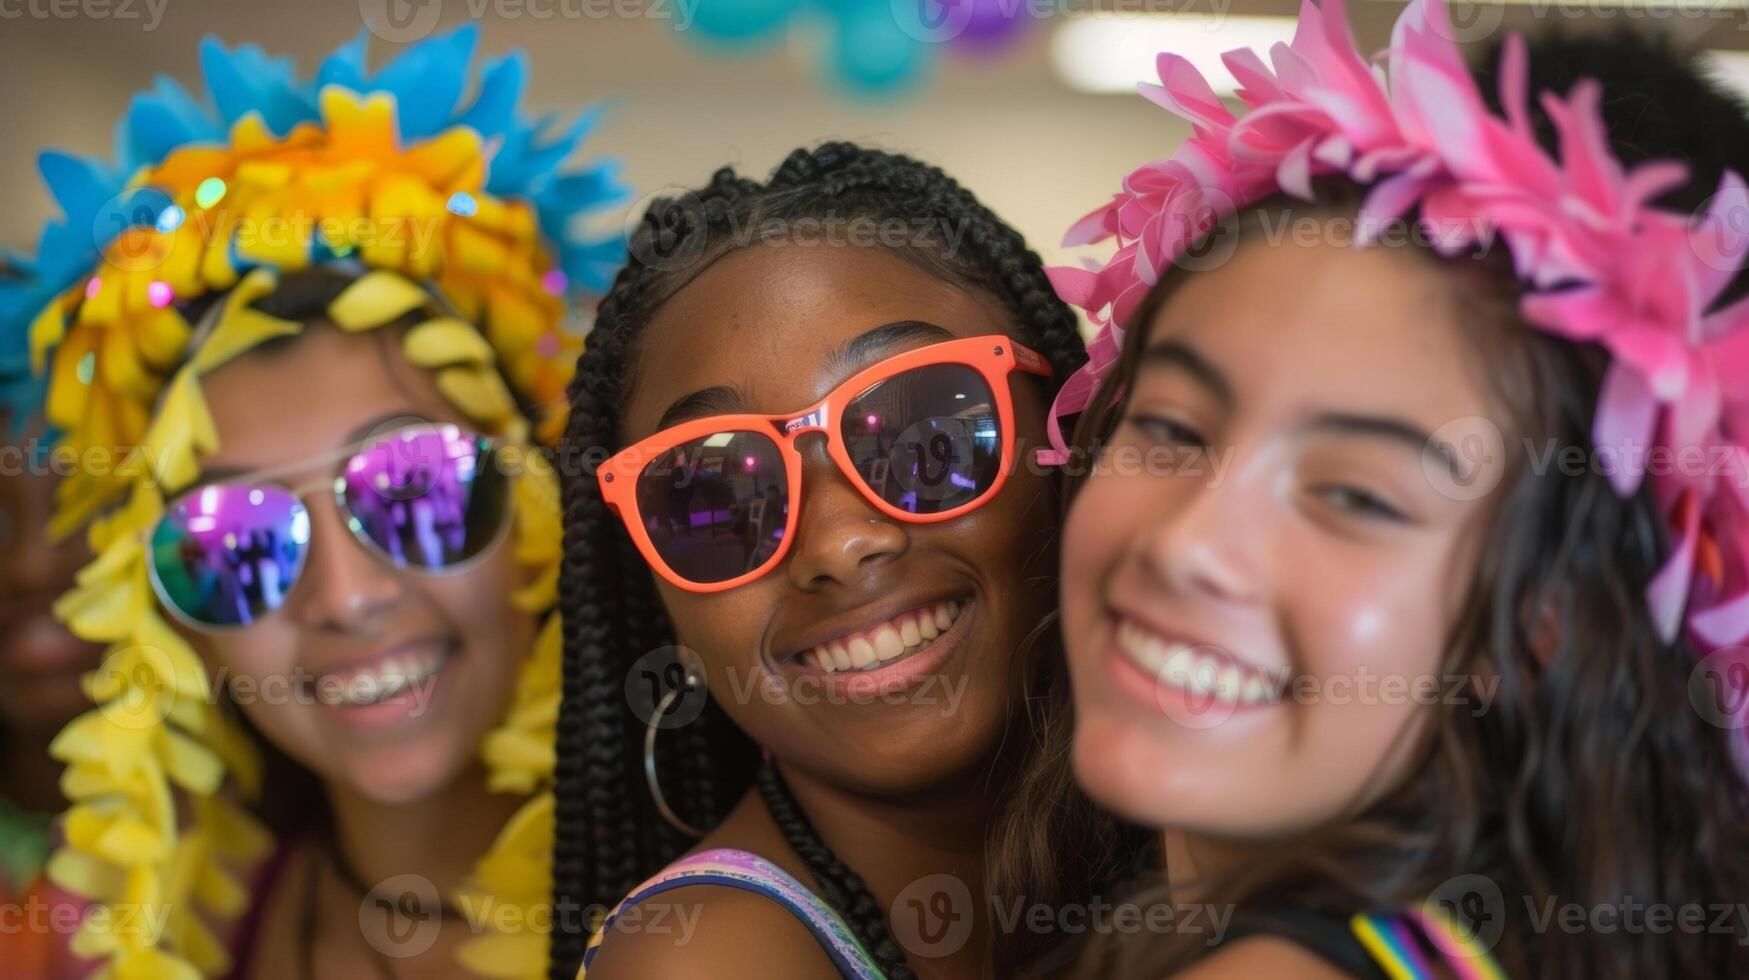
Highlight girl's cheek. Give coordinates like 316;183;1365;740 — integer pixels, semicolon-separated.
1062;473;1131;626
1292;561;1453;730
197;626;292;686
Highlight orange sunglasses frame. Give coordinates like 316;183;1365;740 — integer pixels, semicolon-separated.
598;335;1053;593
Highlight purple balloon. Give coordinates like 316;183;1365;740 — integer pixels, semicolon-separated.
952;0;1027;50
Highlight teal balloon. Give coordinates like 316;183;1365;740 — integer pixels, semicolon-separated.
829;1;927;93
689;0;800;44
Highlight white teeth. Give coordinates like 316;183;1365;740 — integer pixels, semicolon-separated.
320;647;447;707
918;614;940;641
1182;655;1220;700
873;626;905;662
1216;665;1242;701
1114;619;1279;708
899;618;922;648
346;674;382;705
1160;645;1193;685
802;600;968;673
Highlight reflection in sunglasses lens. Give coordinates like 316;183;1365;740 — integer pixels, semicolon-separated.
636;431;788;585
845;364;1001;515
150;485;310;627
148;425;509;628
341;426;508;570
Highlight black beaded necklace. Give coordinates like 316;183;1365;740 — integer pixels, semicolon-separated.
754;760;919;980
297;836;463;980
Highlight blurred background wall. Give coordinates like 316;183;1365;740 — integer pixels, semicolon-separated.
4;0;1748;271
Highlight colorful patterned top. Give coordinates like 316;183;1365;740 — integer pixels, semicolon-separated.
579;848;885;979
1351;907;1509;980
1226;903;1509;979
0;794;94;980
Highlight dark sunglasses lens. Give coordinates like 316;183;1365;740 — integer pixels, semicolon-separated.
150;485;310;627
844;363;1003;516
634;431;789;585
340;425;509;570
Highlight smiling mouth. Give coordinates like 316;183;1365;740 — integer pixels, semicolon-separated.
1114;617;1288;707
793;598;970;674
311;641;456;708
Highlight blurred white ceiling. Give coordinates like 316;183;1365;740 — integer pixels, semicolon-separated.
4;0;1746;268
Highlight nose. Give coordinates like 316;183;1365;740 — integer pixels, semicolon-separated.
288;492;402;633
1132;467;1264;607
783;438;908;592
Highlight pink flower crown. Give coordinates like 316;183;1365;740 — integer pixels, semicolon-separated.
1043;0;1749;661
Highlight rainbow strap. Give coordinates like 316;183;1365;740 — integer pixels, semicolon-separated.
1351;907;1508;980
580;847;885;979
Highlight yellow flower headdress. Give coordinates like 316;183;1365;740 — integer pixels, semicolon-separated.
10;27;622;980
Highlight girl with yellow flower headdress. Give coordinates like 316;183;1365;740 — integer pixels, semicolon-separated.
6;26;624;980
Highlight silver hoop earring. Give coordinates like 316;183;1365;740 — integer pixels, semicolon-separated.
644;668;705;838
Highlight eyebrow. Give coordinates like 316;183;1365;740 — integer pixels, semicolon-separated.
1138;337;1465;479
1304;413;1464;479
198;411;431;484
654;386;751;432
652;320;959;430
1137;338;1236;409
823;320;957;377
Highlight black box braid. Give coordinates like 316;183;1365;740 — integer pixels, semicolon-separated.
548;141;1103;980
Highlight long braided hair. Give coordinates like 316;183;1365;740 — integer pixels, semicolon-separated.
547;142;1150;979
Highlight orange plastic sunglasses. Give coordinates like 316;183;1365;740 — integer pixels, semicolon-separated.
599;335;1051;592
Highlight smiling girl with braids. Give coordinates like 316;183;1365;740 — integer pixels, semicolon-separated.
1044;3;1749;977
551;144;1149;979
7;28;622;979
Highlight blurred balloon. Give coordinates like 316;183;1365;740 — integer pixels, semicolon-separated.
688;0;799;45
830;0;928;93
674;0;1032;97
951;0;1029;51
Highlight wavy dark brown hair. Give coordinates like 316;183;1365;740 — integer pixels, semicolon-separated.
1065;31;1749;980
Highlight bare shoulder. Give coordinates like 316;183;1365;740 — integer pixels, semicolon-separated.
1170;936;1357;980
582;882;839;980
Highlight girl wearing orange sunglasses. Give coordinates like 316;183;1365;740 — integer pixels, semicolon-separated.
552;145;1150;979
598;335;1052;594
